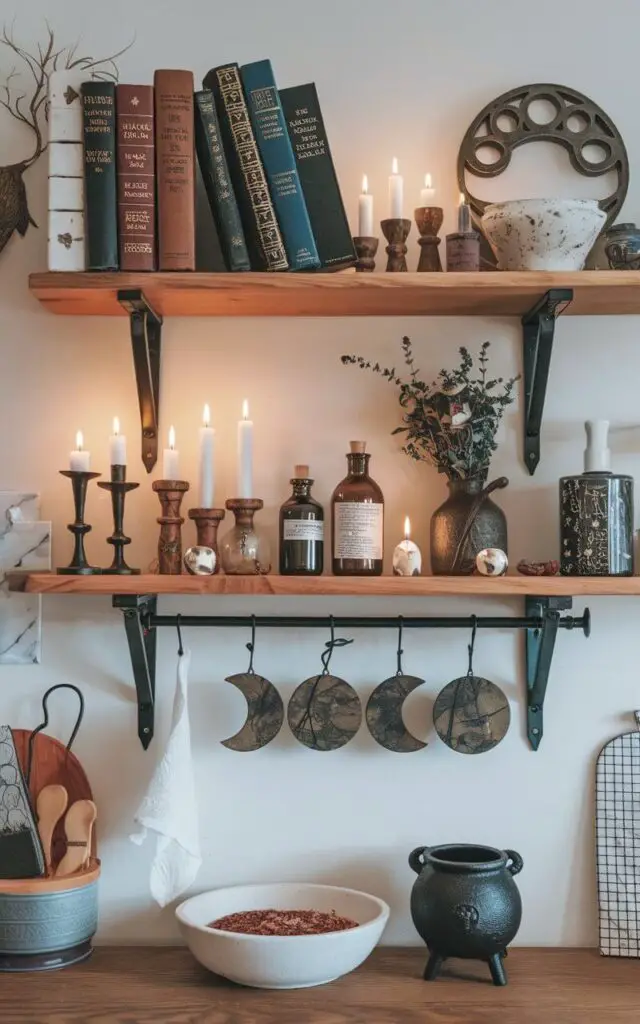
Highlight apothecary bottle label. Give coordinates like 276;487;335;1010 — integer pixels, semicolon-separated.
334;503;383;560
283;519;324;542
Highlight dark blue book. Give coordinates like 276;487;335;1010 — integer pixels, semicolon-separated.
240;60;320;272
194;90;250;272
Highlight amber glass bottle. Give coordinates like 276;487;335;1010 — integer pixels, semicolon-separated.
332;441;384;576
279;465;324;575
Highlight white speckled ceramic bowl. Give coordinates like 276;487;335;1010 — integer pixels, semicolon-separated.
176;882;390;989
481;199;606;271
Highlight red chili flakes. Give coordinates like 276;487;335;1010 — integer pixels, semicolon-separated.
208;908;359;936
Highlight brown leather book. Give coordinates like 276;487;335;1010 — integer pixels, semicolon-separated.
154;69;195;271
116;84;156;271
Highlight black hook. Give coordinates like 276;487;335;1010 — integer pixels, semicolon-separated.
321;615;353;675
467;615;478;677
176;614;184;657
26;684;85;785
396;616;404;676
246;614;256;674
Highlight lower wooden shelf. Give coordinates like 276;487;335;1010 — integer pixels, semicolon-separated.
9;572;640;596
1;946;636;1023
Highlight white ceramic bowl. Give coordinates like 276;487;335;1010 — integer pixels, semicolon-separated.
176;882;390;989
481;198;606;271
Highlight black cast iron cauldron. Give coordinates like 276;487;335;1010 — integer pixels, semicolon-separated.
409;843;523;986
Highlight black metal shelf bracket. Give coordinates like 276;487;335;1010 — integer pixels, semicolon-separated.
525;595;591;750
112;599;590;750
117;290;163;474
114;594;158;749
522;288;573;476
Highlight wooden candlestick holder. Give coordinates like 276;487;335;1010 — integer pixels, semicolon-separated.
152;480;189;575
380;218;412;272
57;470;102;575
97;465;140;574
414;206;444;272
188;508;226;574
352;236;379;272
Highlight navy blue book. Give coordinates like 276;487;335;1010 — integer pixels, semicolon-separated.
194;90;250;272
240;60;320;272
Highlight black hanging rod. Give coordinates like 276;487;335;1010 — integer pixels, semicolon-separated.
145;612;590;633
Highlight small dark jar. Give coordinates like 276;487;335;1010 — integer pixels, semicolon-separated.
409;843;523;986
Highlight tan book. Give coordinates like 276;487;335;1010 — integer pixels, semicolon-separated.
154;69;195;271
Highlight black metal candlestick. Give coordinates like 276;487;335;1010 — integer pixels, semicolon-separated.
97;464;140;574
57;470;102;575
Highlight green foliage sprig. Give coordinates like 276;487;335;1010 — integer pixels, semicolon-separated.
341;338;519;481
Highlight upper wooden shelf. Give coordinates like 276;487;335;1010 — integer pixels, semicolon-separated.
9;572;640;596
28;270;640;318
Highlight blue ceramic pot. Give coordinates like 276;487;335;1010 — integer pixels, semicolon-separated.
605;222;640;269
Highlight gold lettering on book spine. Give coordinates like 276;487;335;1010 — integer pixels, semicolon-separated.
218;68;288;270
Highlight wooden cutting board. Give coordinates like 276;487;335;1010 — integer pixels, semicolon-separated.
12;729;96;871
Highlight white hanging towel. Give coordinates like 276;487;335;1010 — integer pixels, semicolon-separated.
131;650;201;906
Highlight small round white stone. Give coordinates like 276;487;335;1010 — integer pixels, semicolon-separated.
476;547;509;577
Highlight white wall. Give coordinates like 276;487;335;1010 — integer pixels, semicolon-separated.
2;0;640;946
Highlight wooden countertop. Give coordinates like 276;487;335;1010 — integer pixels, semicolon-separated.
4;946;639;1023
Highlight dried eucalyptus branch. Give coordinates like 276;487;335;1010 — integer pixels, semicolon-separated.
341;338;520;481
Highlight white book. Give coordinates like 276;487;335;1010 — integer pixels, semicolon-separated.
48;210;85;271
47;70;87;270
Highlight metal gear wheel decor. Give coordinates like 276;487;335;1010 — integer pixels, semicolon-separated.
457;83;629;238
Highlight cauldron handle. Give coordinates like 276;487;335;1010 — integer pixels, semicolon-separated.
505;849;523;876
409;846;430;874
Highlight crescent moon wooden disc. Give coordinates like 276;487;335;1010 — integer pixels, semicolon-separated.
366;674;427;752
433;674;510;754
288;674;362;751
221;673;284;751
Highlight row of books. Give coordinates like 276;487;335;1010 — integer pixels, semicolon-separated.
47;61;356;273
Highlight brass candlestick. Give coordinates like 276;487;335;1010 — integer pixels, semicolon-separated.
352;235;379;272
188;508;226;574
58;470;102;575
220;498;272;575
380;218;412;272
152;480;189;574
415;206;444;272
97;464;140;574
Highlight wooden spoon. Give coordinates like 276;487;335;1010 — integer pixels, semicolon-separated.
36;784;68;873
56;799;97;878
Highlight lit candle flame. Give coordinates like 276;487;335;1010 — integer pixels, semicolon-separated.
392;157;398;175
459;192;466;206
75;430;83;451
404;516;411;541
361;174;368;194
425;173;432;188
112;417;120;436
203;403;210;428
168;425;175;450
242;399;249;420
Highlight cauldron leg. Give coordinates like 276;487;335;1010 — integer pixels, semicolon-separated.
488;953;508;986
423;952;444;981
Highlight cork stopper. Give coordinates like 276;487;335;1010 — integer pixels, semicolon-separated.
294;464;310;478
349;441;367;454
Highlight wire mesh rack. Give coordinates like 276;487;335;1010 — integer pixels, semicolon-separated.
596;713;640;957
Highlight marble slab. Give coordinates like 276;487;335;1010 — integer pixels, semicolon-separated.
0;493;51;665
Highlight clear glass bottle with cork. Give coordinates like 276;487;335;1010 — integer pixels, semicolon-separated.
279;465;324;576
332;441;384;576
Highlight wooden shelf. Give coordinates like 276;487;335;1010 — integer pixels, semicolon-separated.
28;270;640;318
9;572;640;596
2;946;637;1023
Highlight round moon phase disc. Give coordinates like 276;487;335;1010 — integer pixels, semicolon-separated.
221;673;284;751
288;674;362;751
366;675;427;752
433;675;510;754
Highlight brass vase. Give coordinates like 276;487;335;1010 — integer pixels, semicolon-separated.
430;477;508;575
